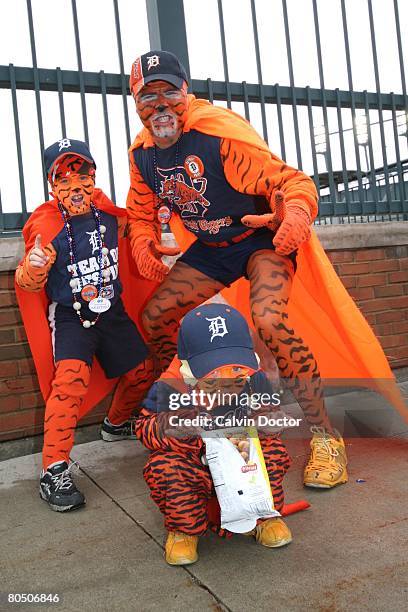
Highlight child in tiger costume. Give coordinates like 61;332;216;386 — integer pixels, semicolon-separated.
15;139;154;512
137;303;293;565
126;50;353;490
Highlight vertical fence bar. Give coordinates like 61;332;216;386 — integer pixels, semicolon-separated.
367;0;392;208
113;0;131;148
217;0;232;109
207;78;214;104
340;0;365;216
100;71;116;203
335;89;351;222
306;87;322;212
390;92;406;215
364;91;380;214
393;0;408;139
56;67;67;138
281;0;302;168
242;81;250;121
275;84;286;161
146;0;191;80
311;0;337;207
250;0;268;143
26;0;48;199
9;64;27;222
71;0;89;144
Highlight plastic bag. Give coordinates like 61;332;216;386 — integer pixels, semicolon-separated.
203;426;280;533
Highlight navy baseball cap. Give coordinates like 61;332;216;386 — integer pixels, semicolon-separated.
44;138;96;180
130;50;188;96
178;304;258;378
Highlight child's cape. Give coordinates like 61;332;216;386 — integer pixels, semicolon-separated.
15;188;156;417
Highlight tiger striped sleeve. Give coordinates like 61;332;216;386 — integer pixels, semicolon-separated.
15;243;56;292
220;138;318;220
126;153;161;256
136;407;204;455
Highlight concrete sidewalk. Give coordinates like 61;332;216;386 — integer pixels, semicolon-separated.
1;385;408;612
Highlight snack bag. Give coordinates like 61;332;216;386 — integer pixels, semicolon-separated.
203;426;280;533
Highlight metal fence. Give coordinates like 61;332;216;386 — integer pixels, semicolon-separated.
0;0;407;233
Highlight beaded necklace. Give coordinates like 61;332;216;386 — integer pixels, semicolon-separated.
152;135;182;225
58;201;110;328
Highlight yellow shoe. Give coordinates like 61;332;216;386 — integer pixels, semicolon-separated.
254;518;292;548
303;426;348;489
165;531;199;565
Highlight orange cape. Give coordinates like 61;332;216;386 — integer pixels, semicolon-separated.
130;96;407;420
15;189;156;418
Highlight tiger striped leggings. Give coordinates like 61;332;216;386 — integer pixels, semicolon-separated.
42;357;155;469
142;250;334;433
143;436;291;536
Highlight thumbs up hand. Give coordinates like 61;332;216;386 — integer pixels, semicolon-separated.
29;234;49;268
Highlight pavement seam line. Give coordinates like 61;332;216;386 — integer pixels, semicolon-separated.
77;465;233;612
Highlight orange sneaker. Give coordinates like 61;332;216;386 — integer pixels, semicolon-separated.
254;518;292;548
165;531;199;565
304;426;348;488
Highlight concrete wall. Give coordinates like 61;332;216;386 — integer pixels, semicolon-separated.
1;222;407;442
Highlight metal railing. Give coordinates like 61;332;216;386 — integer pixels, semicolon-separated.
0;0;407;233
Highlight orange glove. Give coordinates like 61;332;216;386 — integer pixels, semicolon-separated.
272;204;311;255
133;238;181;283
241;191;286;232
241;191;312;255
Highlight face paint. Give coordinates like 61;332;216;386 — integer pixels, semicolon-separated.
50;155;95;215
198;365;255;396
135;80;188;148
203;365;254;380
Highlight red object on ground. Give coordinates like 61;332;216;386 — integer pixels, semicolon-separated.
281;500;311;516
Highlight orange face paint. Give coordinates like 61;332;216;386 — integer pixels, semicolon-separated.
135;80;188;148
51;156;95;215
202;365;254;380
197;364;255;397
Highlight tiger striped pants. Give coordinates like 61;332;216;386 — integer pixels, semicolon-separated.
142;251;334;433
42;357;155;469
143;435;291;536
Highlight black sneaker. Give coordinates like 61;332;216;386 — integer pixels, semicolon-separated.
39;461;85;512
100;417;137;441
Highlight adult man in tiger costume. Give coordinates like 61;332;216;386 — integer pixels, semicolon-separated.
15;139;154;512
126;50;407;491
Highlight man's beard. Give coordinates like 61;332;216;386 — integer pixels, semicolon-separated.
151;124;179;139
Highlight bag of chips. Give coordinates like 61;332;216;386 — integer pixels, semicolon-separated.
203;426;279;533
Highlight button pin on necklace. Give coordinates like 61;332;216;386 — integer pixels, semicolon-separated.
153;136;182;225
158;205;172;224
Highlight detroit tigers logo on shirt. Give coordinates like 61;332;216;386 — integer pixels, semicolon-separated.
157;164;210;219
86;230;100;255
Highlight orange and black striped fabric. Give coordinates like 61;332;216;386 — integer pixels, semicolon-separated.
141;428;291;537
136;363;291;537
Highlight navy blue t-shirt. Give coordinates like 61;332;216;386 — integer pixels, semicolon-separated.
133;130;269;243
46;210;122;308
